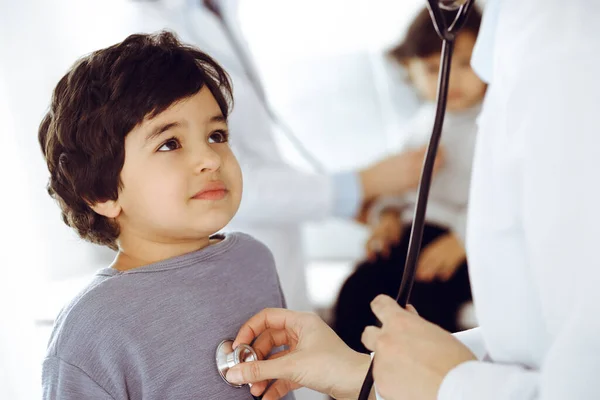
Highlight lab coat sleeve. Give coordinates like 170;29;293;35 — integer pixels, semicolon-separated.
452;328;487;360
228;74;359;224
438;50;600;399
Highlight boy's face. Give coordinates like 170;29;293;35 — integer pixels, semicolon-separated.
112;87;242;243
406;32;486;111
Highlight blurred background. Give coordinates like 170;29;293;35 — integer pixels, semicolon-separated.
0;0;482;398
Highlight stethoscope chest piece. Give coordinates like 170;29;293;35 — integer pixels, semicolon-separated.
216;339;258;388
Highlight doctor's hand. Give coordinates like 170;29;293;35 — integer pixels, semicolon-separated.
360;146;445;201
226;309;371;400
362;295;476;400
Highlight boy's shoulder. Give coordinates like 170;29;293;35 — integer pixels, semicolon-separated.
45;274;126;362
222;231;273;259
217;231;279;279
211;232;275;264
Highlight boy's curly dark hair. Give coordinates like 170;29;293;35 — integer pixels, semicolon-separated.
38;31;233;250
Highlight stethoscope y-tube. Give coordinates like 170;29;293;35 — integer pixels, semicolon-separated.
357;1;476;399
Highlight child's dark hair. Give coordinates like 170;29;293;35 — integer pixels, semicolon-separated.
38;31;233;250
388;7;482;64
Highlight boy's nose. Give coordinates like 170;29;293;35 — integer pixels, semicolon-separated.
193;146;221;173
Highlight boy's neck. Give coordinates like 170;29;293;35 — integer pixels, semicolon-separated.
111;235;220;272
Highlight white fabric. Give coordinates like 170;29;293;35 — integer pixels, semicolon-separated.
470;0;501;84
438;0;600;399
368;103;480;244
453;327;487;361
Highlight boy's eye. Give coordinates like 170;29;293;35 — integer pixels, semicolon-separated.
208;130;229;144
157;138;181;152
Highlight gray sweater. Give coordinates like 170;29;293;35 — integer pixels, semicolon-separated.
42;232;294;400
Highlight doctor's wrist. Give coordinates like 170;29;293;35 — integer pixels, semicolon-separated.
333;352;372;400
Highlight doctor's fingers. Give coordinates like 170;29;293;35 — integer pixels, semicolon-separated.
370;295;413;327
362;324;413;360
233;308;307;349
252;329;294;361
249;380;270;398
246;351;291;397
261;379;298;400
361;325;382;352
226;356;294;387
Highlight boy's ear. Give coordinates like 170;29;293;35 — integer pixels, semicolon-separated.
90;199;122;219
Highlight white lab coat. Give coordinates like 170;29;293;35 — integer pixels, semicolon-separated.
437;0;600;399
377;1;600;399
127;1;340;315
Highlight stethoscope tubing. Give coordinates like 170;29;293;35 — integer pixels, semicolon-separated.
357;1;476;399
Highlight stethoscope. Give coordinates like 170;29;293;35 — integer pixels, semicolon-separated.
210;0;477;398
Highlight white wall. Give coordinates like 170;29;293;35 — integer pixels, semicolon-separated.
0;0;142;281
0;68;45;400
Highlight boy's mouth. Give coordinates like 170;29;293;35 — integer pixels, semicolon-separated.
192;181;228;201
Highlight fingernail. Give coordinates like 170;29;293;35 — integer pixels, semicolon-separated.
226;368;243;385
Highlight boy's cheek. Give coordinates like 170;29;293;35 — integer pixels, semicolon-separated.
225;156;244;194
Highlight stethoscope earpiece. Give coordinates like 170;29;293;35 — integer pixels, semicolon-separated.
215;339;258;388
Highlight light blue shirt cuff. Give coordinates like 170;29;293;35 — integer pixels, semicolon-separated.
331;171;362;219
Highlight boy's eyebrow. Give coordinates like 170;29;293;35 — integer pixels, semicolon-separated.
145;121;182;142
145;114;226;142
210;114;226;123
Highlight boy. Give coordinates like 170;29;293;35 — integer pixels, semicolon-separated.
39;31;293;400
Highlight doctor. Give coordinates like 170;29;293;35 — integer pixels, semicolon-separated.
224;0;600;399
128;0;439;313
